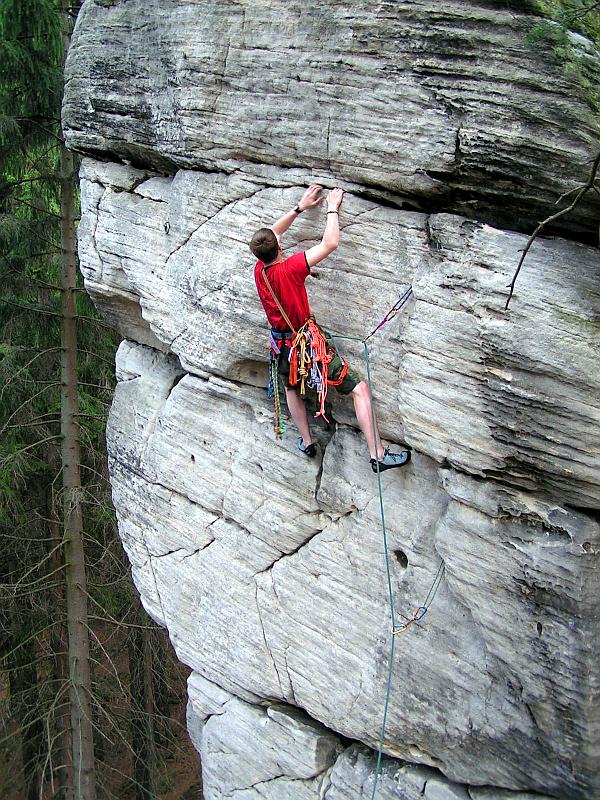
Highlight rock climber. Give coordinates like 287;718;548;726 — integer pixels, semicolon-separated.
251;184;411;473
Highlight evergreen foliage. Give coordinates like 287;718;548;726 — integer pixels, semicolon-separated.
0;3;191;798
527;0;600;113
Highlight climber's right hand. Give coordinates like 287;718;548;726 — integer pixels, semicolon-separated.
327;187;344;212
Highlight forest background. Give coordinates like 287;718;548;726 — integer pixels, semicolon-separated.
0;2;200;799
1;0;600;799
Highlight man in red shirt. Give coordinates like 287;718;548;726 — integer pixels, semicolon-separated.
251;184;410;473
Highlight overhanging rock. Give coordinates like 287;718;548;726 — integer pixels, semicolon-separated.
64;0;600;236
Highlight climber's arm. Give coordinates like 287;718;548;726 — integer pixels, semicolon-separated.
270;184;323;237
305;188;344;267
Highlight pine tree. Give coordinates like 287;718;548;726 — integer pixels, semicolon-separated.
0;4;189;799
1;2;97;796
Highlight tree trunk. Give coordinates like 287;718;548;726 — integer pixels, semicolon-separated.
143;629;158;794
7;598;44;800
51;622;74;800
49;504;74;800
128;618;158;800
61;143;96;800
150;628;172;750
60;4;96;797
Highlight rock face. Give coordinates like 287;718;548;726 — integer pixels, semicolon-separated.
65;2;600;799
64;0;600;237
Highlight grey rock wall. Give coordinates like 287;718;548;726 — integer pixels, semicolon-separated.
64;2;600;798
106;323;599;798
64;0;600;236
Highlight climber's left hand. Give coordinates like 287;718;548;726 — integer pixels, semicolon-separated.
299;184;323;211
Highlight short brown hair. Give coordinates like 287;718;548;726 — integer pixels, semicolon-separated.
250;228;278;263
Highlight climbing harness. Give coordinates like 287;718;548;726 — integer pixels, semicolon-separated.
262;267;348;432
263;281;446;800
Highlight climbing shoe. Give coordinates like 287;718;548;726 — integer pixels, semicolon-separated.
370;448;411;473
297;437;317;458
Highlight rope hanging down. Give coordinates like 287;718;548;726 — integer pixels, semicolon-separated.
329;331;446;800
267;331;287;437
266;283;445;800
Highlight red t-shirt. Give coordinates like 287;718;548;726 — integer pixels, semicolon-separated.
254;251;311;331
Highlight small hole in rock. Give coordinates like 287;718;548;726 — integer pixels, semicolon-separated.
536;622;543;636
582;541;591;553
191;454;195;463
394;549;409;569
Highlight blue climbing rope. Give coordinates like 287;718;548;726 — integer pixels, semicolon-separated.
330;330;445;800
363;337;397;800
268;287;440;799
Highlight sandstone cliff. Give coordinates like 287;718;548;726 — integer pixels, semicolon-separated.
64;2;600;798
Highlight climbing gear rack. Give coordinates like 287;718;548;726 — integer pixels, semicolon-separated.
262;266;348;433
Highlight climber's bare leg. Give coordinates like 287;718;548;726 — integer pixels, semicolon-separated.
285;387;313;446
352;381;384;460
